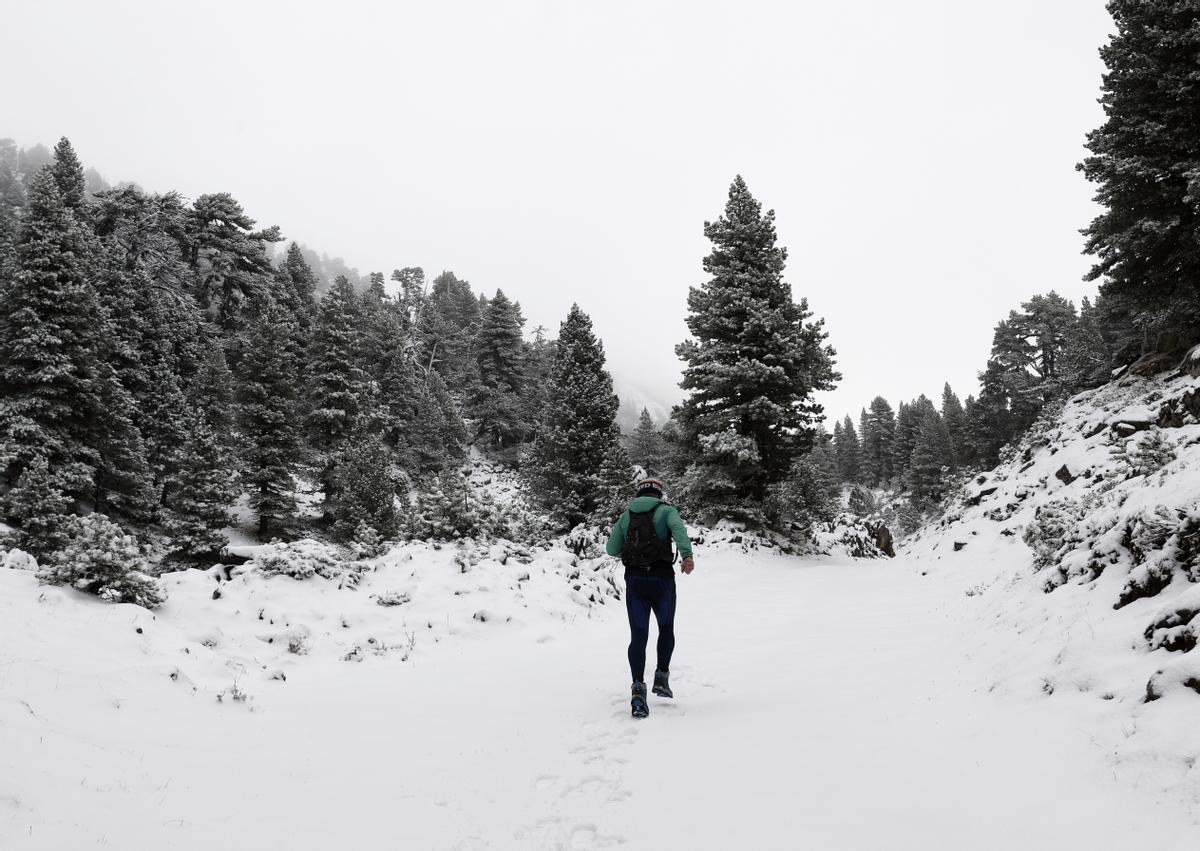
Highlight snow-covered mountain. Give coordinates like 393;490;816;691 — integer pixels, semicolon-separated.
905;350;1200;807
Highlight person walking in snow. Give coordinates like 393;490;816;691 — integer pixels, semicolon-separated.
605;477;694;718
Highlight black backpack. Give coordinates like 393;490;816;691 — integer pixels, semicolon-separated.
622;504;675;569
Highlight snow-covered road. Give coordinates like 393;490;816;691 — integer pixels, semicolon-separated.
4;550;1197;849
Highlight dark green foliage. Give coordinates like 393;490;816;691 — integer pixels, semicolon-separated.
5;455;74;558
674;177;839;519
469;289;527;448
940;384;966;467
1078;1;1200;349
525;305;629;530
51;138;87;211
769;434;841;531
185;192;281;332
834;415;862;483
237;309;301;538
907;409;954;501
861;397;895;487
0;169;104;499
626;408;665;474
163;418;235;562
332;436;400;543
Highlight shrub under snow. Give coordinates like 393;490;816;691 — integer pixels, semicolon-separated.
37;514;166;609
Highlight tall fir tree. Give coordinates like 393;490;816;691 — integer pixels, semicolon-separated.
525;305;628;530
674;176;838;519
940;383;966;467
907;409;954;502
1078;0;1200;350
626;407;665;474
236;309;301;538
162;417;235;562
0;168;103;502
835;415;862;483
307;275;368;505
863;396;896;486
469;289;527;448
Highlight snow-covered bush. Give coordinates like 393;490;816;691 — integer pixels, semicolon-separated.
1110;427;1176;478
38;514;166;609
253;539;345;580
411;468;509;541
810;513;888;559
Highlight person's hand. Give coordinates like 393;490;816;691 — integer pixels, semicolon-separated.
681;556;695;575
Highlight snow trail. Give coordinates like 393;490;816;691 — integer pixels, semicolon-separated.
3;550;1197;849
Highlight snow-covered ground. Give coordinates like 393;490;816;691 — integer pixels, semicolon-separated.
906;366;1200;816
3;530;1197;849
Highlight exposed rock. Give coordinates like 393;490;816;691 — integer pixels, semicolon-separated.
1129;349;1183;377
1184;344;1200;378
1083;421;1107;439
1054;465;1076;485
965;486;998;507
1156;389;1200;428
871;525;895;558
953;541;967;552
1111;420;1153;437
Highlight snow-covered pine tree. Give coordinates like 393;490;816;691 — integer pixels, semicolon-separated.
525;304;629;530
332;435;400;544
50;137;87;212
185;193;281;334
5;455;73;558
770;431;841;531
862;397;895;487
0;168;104;503
162;416;235;562
1079;0;1200;350
836;415;862;483
907;409;954;502
236;308;301;538
469;289;527;449
674;176;839;521
626;407;665;474
940;383;966;468
307;275;368;508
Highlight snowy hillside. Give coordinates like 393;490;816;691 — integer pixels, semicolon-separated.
906;356;1200;807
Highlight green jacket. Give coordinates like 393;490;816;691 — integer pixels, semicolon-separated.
605;496;693;559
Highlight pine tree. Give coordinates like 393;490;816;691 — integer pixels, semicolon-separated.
0;169;103;502
5;455;73;558
469;289;527;448
863;396;895;486
185;193;281;333
675;176;839;518
332;436;400;544
836;415;862;483
1061;295;1114;390
626;407;665;474
940;383;967;467
236;309;301;538
50;138;87;211
525;305;629;530
907;409;954;501
1079;1;1200;349
163;417;235;562
307;275;368;505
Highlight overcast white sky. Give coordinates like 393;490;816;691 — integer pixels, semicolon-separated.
3;0;1114;425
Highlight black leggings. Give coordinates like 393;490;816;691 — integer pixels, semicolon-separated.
625;574;676;682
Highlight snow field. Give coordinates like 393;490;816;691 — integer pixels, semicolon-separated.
3;535;1198;849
